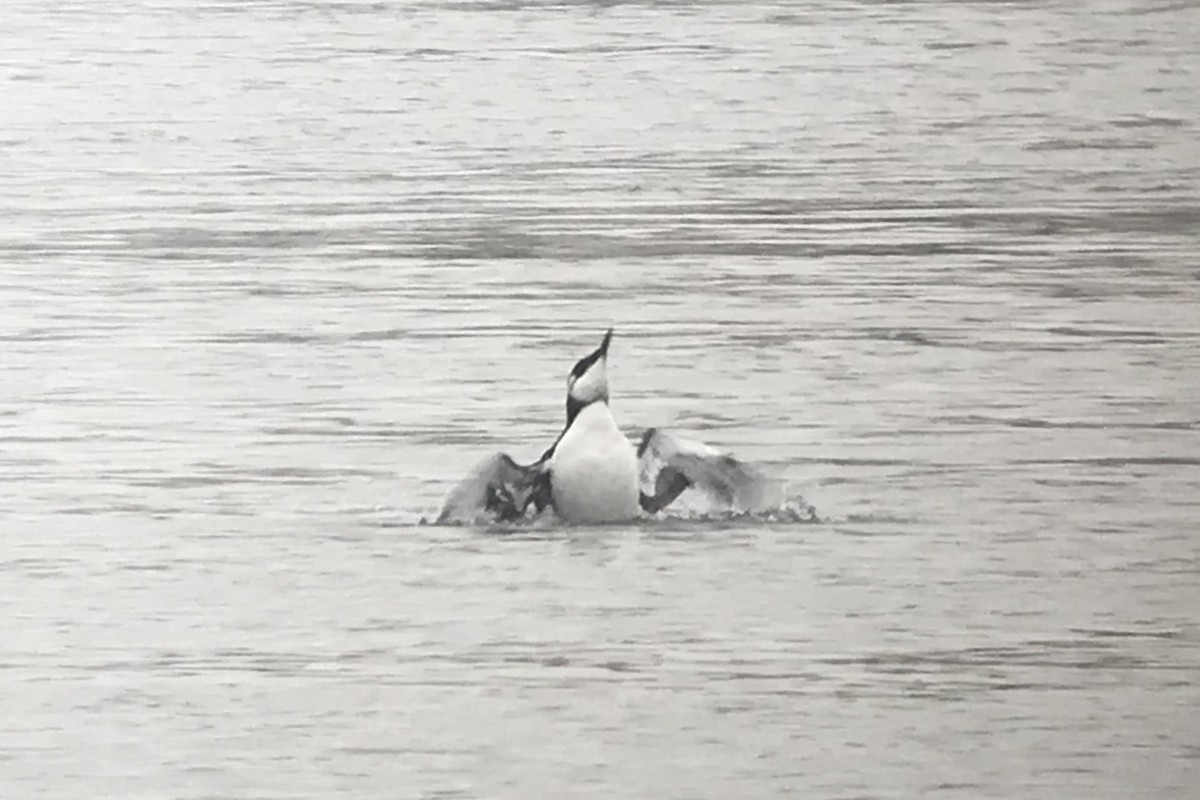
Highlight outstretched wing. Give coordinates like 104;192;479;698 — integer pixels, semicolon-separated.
436;453;551;524
636;428;784;514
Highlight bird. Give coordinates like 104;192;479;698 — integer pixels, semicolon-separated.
436;329;782;525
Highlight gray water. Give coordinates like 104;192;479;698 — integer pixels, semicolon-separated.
3;0;1199;797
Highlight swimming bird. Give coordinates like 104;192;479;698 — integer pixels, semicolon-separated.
436;329;781;525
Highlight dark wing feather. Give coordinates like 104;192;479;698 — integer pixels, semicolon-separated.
639;465;691;513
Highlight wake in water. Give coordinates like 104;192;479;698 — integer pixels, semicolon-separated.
432;428;818;527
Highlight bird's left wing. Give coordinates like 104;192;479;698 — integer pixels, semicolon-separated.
636;428;786;514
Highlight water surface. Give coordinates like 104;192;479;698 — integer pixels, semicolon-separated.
2;1;1198;797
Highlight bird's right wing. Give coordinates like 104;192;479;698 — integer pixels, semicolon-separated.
436;453;550;524
637;428;785;514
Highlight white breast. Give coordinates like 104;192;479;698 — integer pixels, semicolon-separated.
549;402;639;523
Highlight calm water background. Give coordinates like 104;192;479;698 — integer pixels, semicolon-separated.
2;0;1199;797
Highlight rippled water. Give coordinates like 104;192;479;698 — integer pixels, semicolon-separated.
3;1;1199;797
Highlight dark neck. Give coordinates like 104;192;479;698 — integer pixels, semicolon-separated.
565;394;607;428
566;396;584;428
